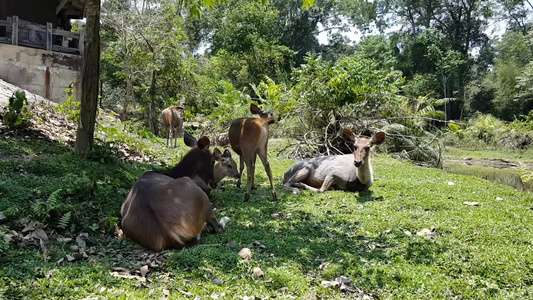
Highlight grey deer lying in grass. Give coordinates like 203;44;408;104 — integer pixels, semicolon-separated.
229;103;277;202
120;134;239;252
283;129;385;193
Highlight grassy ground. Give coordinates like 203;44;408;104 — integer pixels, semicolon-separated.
1;131;533;299
444;147;533;163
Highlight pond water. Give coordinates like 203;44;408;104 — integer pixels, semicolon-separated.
443;162;532;191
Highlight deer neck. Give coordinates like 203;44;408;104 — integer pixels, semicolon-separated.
214;164;224;184
357;154;373;186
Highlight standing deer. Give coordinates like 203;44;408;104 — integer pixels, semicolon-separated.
162;106;184;148
283;129;385;193
228;103;277;202
120;133;239;252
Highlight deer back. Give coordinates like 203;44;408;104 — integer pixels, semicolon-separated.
121;173;213;251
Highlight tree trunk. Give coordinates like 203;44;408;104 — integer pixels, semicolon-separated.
149;69;159;135
75;0;101;154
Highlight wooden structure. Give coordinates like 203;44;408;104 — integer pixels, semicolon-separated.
0;0;84;55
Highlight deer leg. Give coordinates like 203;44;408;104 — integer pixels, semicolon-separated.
173;128;177;148
206;217;223;233
294;182;320;192
282;167;311;194
258;149;277;201
236;154;245;188
251;153;257;190
244;154;255;202
318;174;337;193
165;128;170;147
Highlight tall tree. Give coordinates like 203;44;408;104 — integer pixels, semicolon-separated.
75;0;101;154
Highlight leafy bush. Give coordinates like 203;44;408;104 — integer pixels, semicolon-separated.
2;91;32;128
57;86;81;123
446;112;533;150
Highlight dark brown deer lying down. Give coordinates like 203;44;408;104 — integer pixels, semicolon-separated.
228;103;277;202
283;129;385;193
120;134;239;252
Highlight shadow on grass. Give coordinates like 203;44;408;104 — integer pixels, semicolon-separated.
1;132;448;297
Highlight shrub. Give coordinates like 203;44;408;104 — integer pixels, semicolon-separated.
2;91;32;128
57;85;81;123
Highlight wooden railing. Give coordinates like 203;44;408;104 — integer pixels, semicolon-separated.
0;16;84;55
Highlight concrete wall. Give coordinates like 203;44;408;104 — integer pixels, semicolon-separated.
0;43;82;103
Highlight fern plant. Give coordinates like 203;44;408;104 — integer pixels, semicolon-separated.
32;189;64;223
57;212;72;229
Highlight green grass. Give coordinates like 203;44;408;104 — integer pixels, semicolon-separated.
1;134;533;299
444;147;533;163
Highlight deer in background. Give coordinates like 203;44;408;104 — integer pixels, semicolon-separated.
120;133;238;252
228;103;277;202
162;105;184;148
283;129;385;193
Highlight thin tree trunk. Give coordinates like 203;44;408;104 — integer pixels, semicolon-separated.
149;69;159;135
75;0;100;154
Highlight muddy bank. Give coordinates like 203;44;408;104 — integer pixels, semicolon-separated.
443;159;532;191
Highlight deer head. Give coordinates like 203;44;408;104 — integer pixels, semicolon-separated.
250;103;274;119
343;129;386;168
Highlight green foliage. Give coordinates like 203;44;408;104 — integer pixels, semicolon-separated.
57;211;72;229
293;55;405;116
32;189;63;221
57;85;81;123
2;91;32;128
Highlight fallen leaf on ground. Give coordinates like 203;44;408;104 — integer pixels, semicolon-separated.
226;240;236;249
448;181;456;186
253;267;264;279
238;248;252;260
40;238;51;260
33;229;48;242
66;254;75;262
4;234;13;243
161;288;170;299
44;269;57;278
219;217;231;229
404;230;413;237
416;228;435;238
115;227;124;239
496;197;503;201
76;235;87;249
177;289;194;298
110;271;146;282
463;201;479;206
200;266;213;274
22;220;37;232
140;265;149;278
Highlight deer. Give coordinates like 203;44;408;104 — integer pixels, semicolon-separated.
282;129;385;194
120;133;239;252
228;103;277;202
161;106;185;148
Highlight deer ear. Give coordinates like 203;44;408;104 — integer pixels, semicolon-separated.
223;149;232;158
372;132;386;145
197;136;211;150
342;129;355;141
213;148;222;160
184;131;197;148
250;103;262;115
